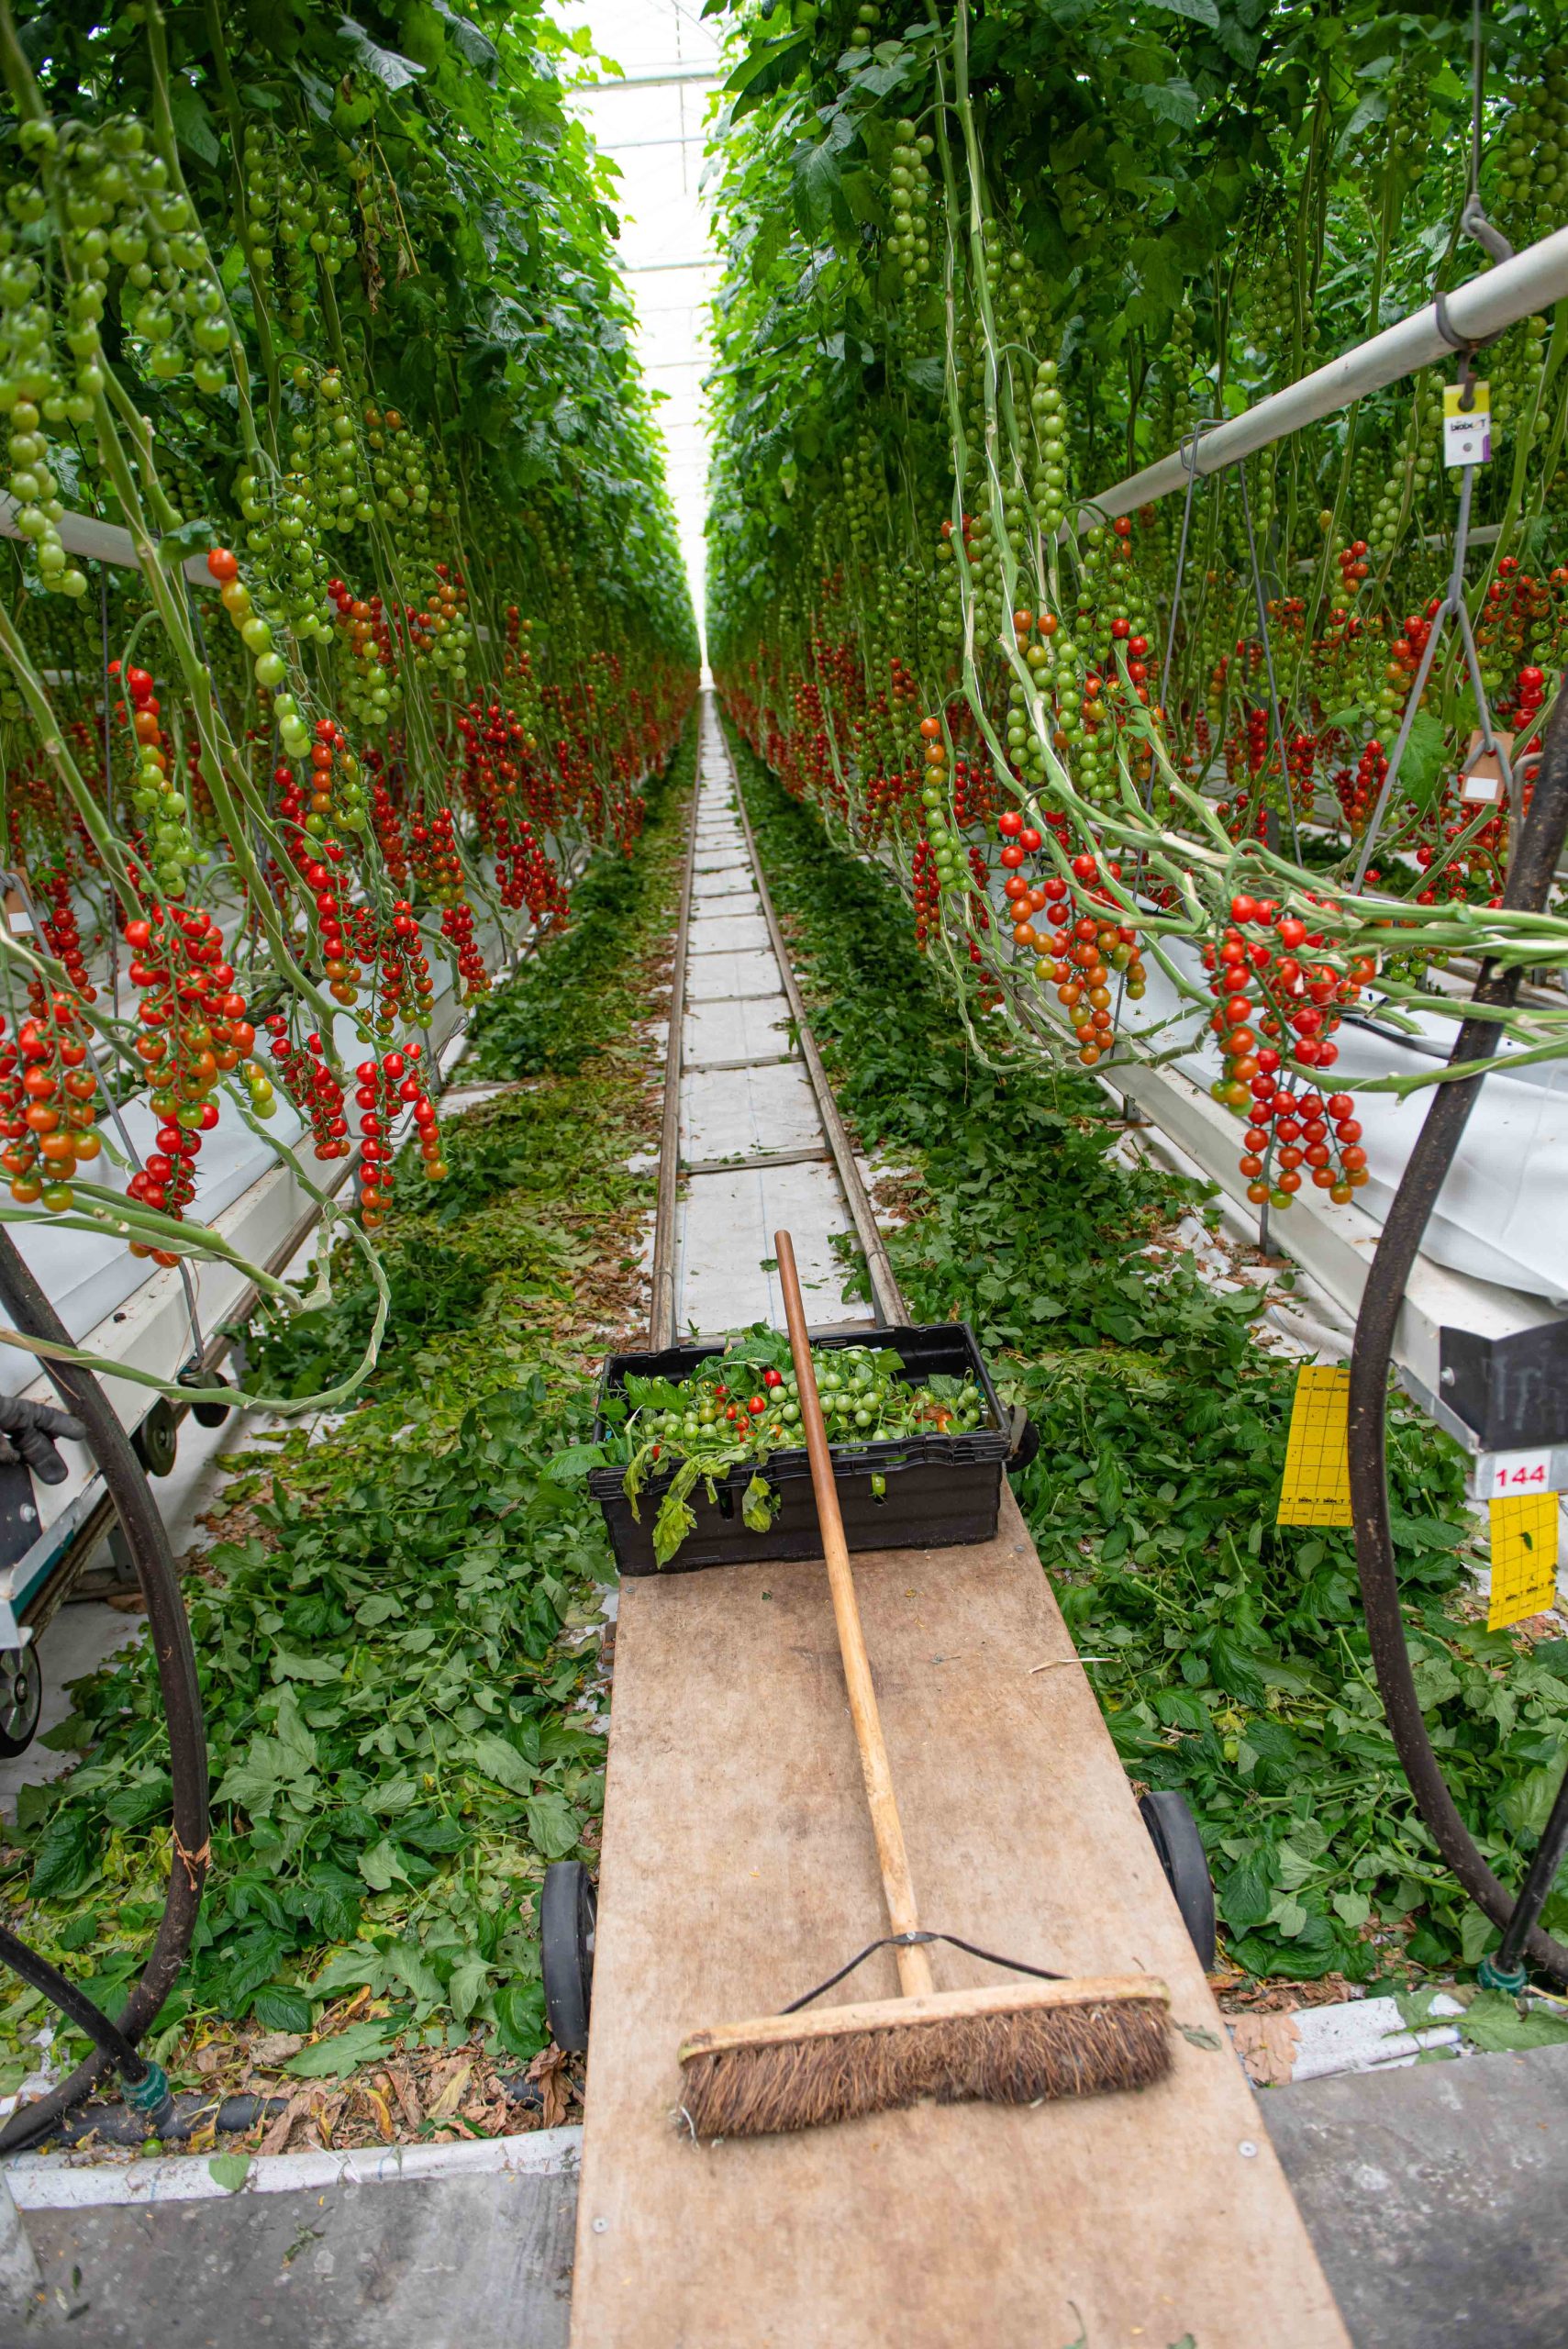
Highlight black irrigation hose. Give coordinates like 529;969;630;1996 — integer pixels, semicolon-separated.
0;1228;210;2154
0;1922;175;2133
52;2091;287;2149
1349;681;1568;1987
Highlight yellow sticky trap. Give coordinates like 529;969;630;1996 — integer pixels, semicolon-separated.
1276;1364;1352;1527
1487;1490;1561;1631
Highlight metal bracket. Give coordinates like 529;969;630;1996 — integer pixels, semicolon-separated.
1439;1320;1568;1452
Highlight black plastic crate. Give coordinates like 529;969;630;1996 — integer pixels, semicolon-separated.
588;1322;1008;1575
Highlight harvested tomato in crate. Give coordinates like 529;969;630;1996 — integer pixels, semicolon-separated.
584;1321;1013;1575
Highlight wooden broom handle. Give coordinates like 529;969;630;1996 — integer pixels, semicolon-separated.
774;1231;935;2001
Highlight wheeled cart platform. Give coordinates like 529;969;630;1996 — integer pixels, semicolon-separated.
568;1485;1350;2347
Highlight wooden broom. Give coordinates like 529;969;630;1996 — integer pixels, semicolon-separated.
676;1230;1172;2139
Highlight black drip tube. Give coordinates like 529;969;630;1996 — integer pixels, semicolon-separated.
0;1227;209;2152
1349;682;1568;1985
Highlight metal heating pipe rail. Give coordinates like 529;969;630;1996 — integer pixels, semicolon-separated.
1084;225;1568;522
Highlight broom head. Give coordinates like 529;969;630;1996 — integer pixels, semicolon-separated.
678;1974;1171;2140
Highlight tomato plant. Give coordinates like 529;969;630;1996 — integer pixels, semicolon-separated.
0;723;695;2110
0;0;696;1396
732;720;1568;1988
703;0;1568;1214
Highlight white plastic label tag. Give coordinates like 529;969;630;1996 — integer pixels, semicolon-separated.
1458;727;1511;805
1474;1447;1553;1500
1443;383;1491;467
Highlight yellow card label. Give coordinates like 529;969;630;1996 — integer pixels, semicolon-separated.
1277;1364;1352;1527
1487;1489;1560;1631
1442;382;1492;467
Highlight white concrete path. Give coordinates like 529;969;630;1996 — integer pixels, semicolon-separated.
672;703;865;1336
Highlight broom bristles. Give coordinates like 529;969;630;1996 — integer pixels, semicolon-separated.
678;1991;1171;2140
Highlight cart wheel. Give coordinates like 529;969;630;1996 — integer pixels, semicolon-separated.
1006;1407;1040;1475
0;1643;41;1759
132;1397;178;1479
541;1860;596;2052
179;1367;234;1431
1140;1789;1216;1971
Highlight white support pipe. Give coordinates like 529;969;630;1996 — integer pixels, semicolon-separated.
1086;225;1568;520
0;492;211;584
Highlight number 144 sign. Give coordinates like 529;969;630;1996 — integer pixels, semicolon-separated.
1474;1448;1555;1500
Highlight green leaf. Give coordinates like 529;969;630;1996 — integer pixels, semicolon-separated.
724;32;811;119
213;1744;287;1815
104;1771;172;1831
468;1732;535;1795
495;1979;548;2060
544;1442;608;1482
652;1485;697;1566
1137;79;1200;128
1498;1761;1566;1838
1459;1906;1496;1966
1388;1511;1468;1555
1219;1855;1273;1933
272;1649;343;1684
170;86;221;166
524;1787;580;1859
448;1955;490;2023
1397;711;1450;812
156;516;219;559
1331;1889;1371;1931
429;0;499;74
207;2154;251;2194
1154;1687;1210;1733
337;16;426;90
741;1472;777;1533
30;1811;97;1900
388;1943;445;2009
1458;1990;1568;2054
251;1985;314;2034
359;1836;412;1891
284;2018;396;2078
1144;0;1219;24
212;1927;292;2012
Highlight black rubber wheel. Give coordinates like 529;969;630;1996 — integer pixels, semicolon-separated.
132;1397;178;1479
1006;1408;1040;1475
540;1860;596;2052
1140;1788;1217;1972
179;1367;234;1431
0;1643;41;1758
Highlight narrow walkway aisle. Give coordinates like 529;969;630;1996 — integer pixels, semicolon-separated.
673;698;862;1333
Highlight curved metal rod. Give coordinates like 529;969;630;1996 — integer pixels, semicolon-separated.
1348;681;1568;1985
0;1226;208;2153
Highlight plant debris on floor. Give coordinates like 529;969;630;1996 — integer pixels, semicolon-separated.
0;728;695;2152
730;729;1568;2001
